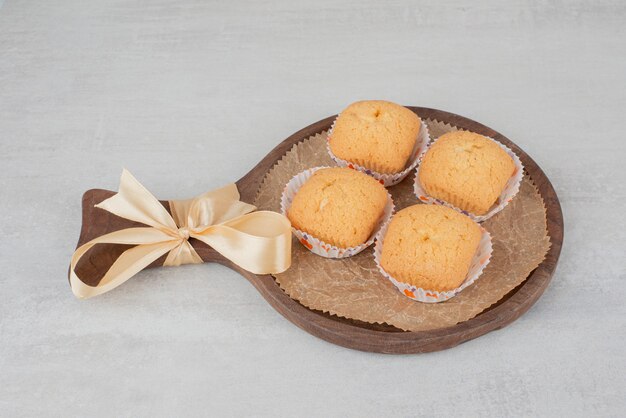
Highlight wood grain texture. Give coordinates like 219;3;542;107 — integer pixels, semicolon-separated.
74;107;563;354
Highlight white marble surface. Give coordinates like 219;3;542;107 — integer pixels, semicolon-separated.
1;0;625;416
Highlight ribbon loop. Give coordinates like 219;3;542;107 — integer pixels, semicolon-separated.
70;170;291;299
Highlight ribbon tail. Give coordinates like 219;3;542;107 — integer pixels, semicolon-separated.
70;228;180;299
95;169;179;231
192;211;292;275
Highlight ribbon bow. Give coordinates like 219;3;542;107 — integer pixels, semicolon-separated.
70;170;291;299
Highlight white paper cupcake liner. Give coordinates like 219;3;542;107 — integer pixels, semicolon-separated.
281;166;395;258
326;117;431;187
413;133;524;222
373;215;493;303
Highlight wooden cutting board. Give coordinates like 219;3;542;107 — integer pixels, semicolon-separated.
73;107;563;354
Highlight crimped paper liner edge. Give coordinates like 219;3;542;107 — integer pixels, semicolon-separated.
373;214;493;303
413;134;524;222
280;166;395;259
326;117;431;186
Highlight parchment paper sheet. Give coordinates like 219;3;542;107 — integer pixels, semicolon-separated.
255;120;551;331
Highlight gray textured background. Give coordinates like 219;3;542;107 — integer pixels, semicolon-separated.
1;0;625;416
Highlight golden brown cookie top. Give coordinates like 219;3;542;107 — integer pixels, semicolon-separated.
380;204;482;291
329;100;421;174
419;131;515;215
287;167;388;248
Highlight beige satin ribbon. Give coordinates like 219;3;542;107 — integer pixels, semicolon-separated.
70;169;292;299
